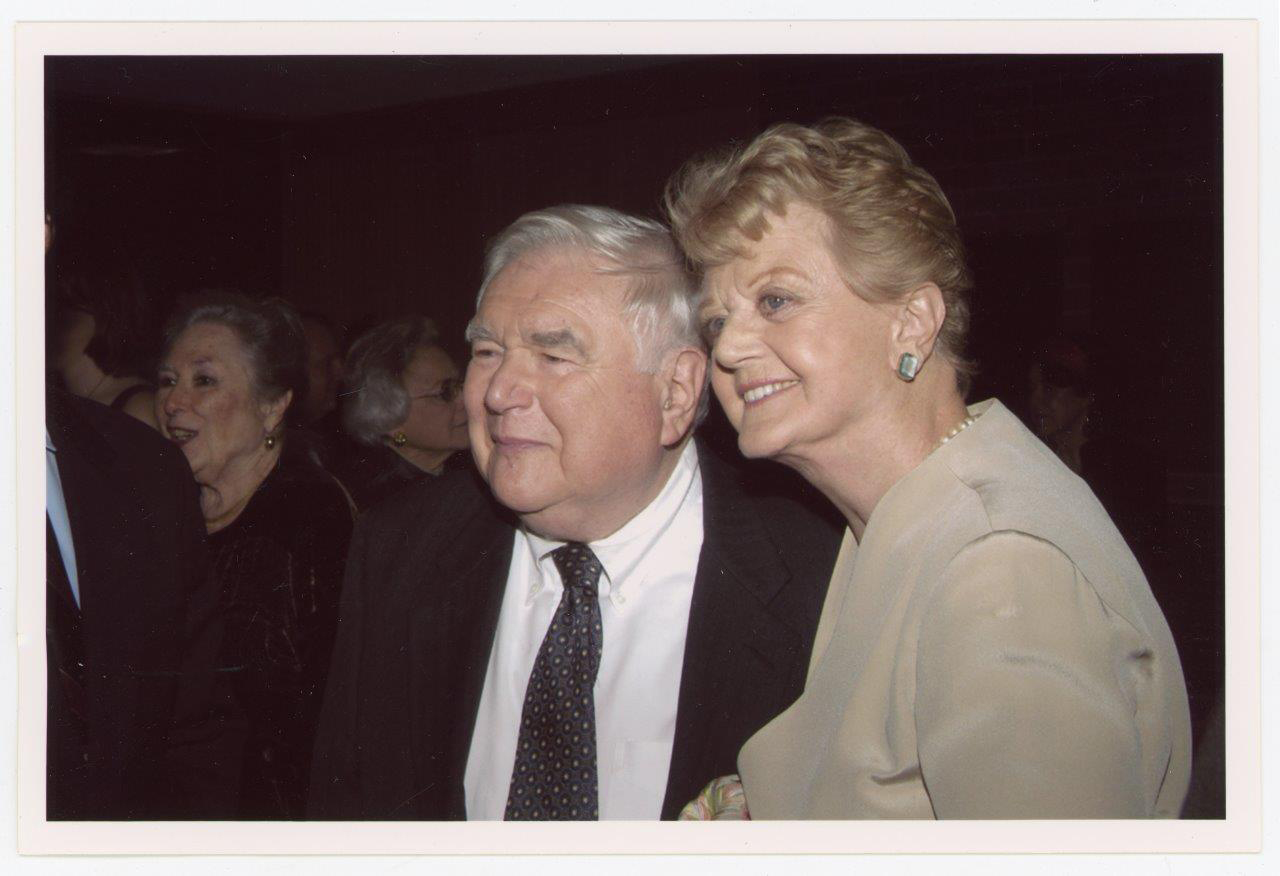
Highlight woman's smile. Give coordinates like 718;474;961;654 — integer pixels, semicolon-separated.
740;379;800;405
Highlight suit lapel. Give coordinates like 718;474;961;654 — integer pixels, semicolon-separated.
661;445;803;818
405;481;515;818
46;516;79;617
45;392;128;667
46;516;85;698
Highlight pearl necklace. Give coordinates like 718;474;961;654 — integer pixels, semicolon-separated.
936;414;976;450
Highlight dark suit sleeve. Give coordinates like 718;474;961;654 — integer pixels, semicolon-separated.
161;453;245;818
308;511;371;818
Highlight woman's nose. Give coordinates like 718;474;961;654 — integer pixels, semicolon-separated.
161;383;187;416
712;314;757;371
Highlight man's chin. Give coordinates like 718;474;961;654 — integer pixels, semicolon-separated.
486;472;556;518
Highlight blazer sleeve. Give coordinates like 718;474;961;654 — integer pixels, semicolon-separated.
913;530;1149;818
307;512;371;819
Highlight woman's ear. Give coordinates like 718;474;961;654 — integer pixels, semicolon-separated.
889;282;947;373
659;347;708;447
261;389;294;436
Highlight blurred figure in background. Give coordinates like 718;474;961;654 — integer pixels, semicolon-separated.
1026;334;1094;476
155;291;354;818
48;224;162;428
299;310;346;429
334;316;471;510
1025;334;1168;590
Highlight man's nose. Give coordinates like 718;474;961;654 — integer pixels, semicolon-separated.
483;353;535;414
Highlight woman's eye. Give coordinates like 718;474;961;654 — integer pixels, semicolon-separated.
157;375;176;388
194;374;216;387
760;293;789;313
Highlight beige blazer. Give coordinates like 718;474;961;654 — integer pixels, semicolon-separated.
738;399;1192;819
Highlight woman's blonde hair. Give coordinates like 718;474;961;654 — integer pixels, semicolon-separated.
665;117;975;389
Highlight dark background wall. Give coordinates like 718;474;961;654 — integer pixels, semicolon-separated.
44;54;1224;769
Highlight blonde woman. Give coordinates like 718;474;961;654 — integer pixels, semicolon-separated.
666;118;1191;819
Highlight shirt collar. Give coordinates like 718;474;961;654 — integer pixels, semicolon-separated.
46;427;56;453
523;440;701;607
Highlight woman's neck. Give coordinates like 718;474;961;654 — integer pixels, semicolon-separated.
202;444;283;534
392;443;452;475
781;376;971;540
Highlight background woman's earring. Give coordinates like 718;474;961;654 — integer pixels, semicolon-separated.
897;352;920;382
393;432;408;447
264;433;277;450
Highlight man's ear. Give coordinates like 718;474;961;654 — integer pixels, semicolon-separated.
659;348;707;447
889;282;947;374
261;389;293;436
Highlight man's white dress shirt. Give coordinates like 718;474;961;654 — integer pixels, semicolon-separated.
464;441;704;820
46;428;81;607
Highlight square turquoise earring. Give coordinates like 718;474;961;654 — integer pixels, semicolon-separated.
897;352;920;382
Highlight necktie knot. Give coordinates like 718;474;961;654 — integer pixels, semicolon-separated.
550;542;603;599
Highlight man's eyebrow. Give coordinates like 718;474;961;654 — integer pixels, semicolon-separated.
528;328;587;357
464;321;496;343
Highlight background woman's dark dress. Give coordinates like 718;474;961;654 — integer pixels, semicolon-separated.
320;433;467;512
207;439;354;818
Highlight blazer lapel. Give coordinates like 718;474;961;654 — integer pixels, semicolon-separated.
405;483;515;818
661;445;804;818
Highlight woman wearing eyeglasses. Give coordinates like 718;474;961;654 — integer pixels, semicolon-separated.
336;316;472;511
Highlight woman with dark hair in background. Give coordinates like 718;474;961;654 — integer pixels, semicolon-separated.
49;225;162;428
666;117;1191;819
155;291;354;818
333;316;470;511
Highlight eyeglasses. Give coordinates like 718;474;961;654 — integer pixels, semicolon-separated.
411;377;464;404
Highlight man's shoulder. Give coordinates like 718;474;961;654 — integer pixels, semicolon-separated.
357;464;512;548
697;442;843;538
50;390;193;489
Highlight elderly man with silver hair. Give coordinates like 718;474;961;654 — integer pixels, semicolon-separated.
310;204;841;821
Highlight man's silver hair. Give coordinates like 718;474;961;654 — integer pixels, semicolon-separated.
473;204;710;424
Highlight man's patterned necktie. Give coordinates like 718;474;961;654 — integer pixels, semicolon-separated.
504;542;604;820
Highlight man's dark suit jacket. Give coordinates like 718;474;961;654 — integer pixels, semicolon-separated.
309;442;842;820
46;389;239;819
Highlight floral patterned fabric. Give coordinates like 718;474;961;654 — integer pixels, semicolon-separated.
678;774;751;820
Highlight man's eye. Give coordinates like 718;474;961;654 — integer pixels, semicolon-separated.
471;347;498;360
541;353;568;364
194;374;216;387
702;315;726;340
157;375;176;388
